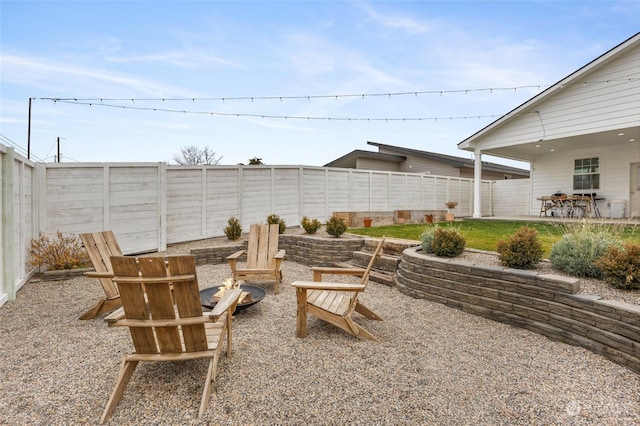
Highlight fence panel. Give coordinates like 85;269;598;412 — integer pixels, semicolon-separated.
205;167;240;236
2;151;504;306
1;147;36;306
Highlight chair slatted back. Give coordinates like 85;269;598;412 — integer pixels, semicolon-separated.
359;237;386;285
80;231;123;299
110;255;208;355
246;224;279;269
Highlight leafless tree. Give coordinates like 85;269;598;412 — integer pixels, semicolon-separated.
173;145;222;165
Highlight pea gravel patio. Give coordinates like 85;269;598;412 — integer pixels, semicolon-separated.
1;260;639;425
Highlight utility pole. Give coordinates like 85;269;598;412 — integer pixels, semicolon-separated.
57;137;61;162
27;98;32;160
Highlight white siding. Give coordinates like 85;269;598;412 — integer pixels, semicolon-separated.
531;142;640;217
479;43;640;150
493;179;531;216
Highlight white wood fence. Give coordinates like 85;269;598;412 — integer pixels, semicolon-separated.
1;146;499;306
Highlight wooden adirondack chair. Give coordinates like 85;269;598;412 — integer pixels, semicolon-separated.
99;255;242;424
291;237;385;342
79;231;123;320
226;223;285;294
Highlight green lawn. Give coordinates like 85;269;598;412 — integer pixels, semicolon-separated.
347;219;640;257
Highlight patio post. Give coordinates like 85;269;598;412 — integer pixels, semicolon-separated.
473;149;482;218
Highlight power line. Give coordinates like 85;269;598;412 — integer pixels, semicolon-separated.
0;133;44;162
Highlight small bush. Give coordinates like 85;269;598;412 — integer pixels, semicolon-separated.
266;214;286;234
496;226;543;269
595;242;640;290
419;226;437;253
325;216;347;237
432;227;465;258
28;231;90;271
224;217;243;240
300;216;321;234
549;222;619;278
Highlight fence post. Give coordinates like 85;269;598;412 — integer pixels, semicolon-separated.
157;162;167;251
2;148;15;301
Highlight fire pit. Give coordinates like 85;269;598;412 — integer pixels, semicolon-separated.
200;284;266;312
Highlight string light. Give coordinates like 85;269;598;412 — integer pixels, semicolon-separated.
39;84;547;104
35;77;636;122
44;99;505;121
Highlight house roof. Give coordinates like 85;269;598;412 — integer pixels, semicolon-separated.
365;141;530;176
458;31;640;156
324;149;406;168
324;141;529;176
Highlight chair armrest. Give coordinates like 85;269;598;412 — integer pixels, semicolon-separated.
84;271;115;279
226;250;246;261
290;280;367;292
311;267;367;282
274;249;285;259
210;288;243;319
108;315;215;328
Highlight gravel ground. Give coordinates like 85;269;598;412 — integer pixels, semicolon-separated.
1;242;639;425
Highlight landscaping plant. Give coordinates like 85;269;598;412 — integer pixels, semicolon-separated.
28;231;90;271
266;214;286;234
496;226;543;269
549;221;620;278
224;217;243;240
595;242;640;290
419;226;437;253
300;216;321;234
325;216;347;237
432;226;465;258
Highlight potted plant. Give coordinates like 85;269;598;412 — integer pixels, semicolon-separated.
445;201;458;221
363;217;373;227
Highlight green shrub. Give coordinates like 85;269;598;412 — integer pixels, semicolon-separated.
496;226;543;269
419;226;437;253
549;222;619;278
300;216;321;234
224;217;243;240
28;231;90;271
595;242;640;290
325;216;347;237
266;214;286;234
432;227;465;258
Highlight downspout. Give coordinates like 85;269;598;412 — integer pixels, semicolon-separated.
473;148;482;218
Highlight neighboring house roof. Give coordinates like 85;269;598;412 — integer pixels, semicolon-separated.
324;141;529;176
458;31;640;160
365;141;530;176
324;149;406;168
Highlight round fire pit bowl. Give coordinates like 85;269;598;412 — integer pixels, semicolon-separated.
199;284;266;312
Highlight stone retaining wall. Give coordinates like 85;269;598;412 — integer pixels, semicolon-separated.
395;246;640;374
189;235;365;267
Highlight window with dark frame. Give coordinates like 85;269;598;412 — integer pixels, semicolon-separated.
573;157;600;191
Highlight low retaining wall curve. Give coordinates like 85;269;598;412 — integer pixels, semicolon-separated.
395;246;640;374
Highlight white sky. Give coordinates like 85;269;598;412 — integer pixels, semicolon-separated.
1;1;639;168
